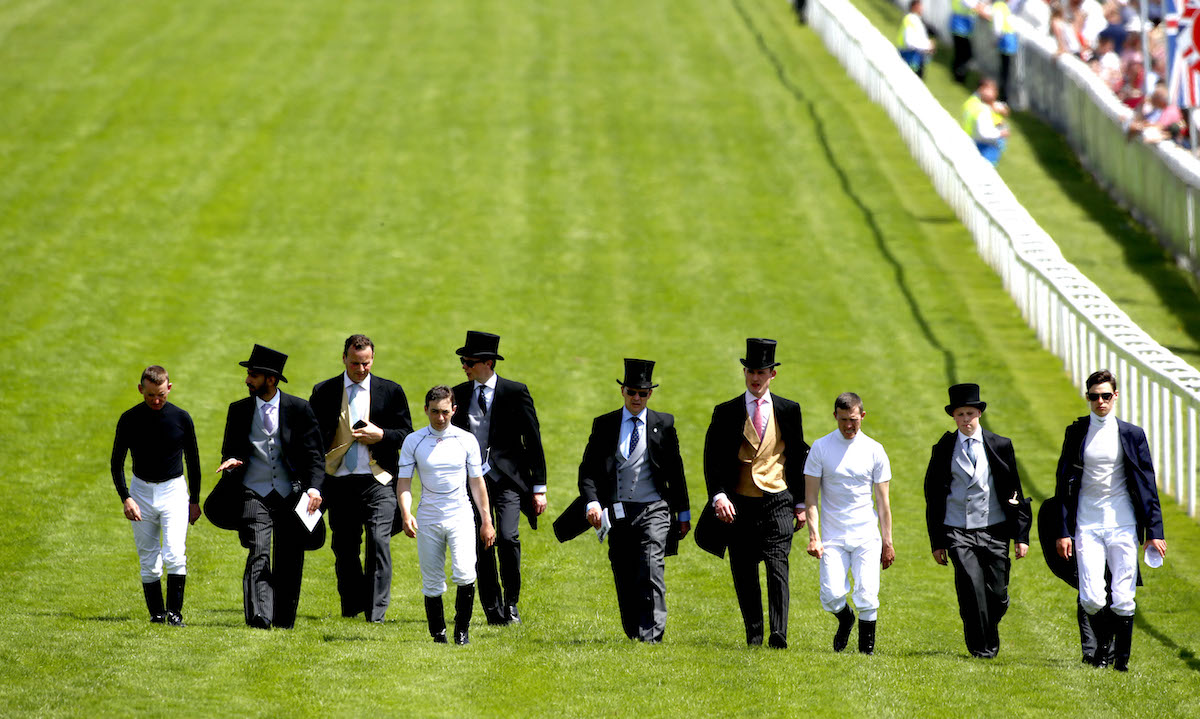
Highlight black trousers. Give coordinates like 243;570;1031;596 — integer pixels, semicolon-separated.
238;489;306;628
952;34;973;82
998;54;1013;103
728;491;795;646
474;478;523;619
607;500;670;642
326;474;396;621
945;525;1010;657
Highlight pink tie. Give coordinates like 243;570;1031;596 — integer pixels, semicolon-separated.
753;398;765;440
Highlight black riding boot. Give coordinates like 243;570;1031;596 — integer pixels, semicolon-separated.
1078;601;1099;665
858;619;877;655
425;596;447;643
166;574;186;627
143;580;166;623
833;606;855;652
454;583;476;646
1112;611;1134;672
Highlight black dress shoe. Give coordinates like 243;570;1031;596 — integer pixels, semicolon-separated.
485;612;509;626
454;630;469;646
166;612;185;627
506;605;521;625
768;635;788;649
150;613;166;624
248;616;271;630
432;630;448;644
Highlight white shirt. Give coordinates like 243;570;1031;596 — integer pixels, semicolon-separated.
617;406;648;459
334;371;371;476
803;429;891;541
472;374;497;414
398;425;482;523
903;13;933;51
1079;412;1136;529
254;392;280;435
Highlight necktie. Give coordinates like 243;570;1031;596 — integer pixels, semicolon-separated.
965;437;978;467
478;385;488;414
753;398;766;440
347;384;361;472
262;403;276;435
629;417;641;457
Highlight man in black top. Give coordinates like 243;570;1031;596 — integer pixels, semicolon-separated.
110;365;203;626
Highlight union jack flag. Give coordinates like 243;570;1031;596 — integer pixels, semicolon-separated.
1167;0;1200;107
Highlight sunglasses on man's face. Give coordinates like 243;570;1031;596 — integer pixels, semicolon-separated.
624;388;650;398
1087;392;1115;401
460;358;482;368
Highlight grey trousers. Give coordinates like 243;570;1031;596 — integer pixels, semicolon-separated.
607;500;670;642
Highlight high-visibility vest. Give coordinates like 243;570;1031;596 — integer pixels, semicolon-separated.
896;13;923;48
993;0;1013;34
961;94;984;135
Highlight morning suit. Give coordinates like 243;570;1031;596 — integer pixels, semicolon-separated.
578;408;690;642
452;375;546;621
310;373;412;621
212;391;325;628
924;429;1031;657
699;393;808;647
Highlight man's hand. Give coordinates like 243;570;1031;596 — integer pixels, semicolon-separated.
123;498;142;522
881;541;896;569
932;549;948;565
715;496;736;524
1056;537;1073;560
1146;538;1167;559
677;520;691;540
586;506;603;529
807;535;823;559
188;502;202;525
402;513;418;538
351;421;384;445
793;506;807;531
1015;542;1029;559
216;458;244;473
533;492;548;516
306;490;322;514
480;519;496;548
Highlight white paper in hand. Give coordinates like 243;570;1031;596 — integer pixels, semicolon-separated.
596;508;612;543
294;495;322;533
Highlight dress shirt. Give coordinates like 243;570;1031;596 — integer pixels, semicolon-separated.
618;407;649;459
473;374;497;413
255;391;320;498
334;371;371;477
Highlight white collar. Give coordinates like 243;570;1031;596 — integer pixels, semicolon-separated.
744;389;772;406
957;428;981;443
343;371;371;393
622;407;648;424
1089;411;1113;427
474;374;498;391
255;391;280;411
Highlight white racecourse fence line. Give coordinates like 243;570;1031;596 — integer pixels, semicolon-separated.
906;0;1200;277
805;0;1200;517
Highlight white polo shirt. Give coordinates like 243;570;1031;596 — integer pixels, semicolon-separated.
398;424;482;523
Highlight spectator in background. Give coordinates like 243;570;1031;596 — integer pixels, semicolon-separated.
1070;0;1108;59
1126;84;1185;144
1091;35;1123;91
963;77;1011;165
1051;4;1083;56
993;0;1019;103
898;0;936;79
1096;2;1127;56
951;0;983;83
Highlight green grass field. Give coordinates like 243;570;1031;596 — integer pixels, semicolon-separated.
2;1;1198;716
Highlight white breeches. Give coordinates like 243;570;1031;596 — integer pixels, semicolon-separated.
819;535;882;621
416;515;477;597
129;476;189;582
1076;525;1138;617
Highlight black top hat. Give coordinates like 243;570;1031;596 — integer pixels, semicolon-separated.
740;338;781;370
456;330;504;361
945;383;987;415
239;344;289;383
616;358;658;389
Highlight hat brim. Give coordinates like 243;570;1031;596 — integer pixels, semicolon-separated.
239;361;288;383
616;379;659;389
455;346;504;361
945;401;985;415
740;359;781;370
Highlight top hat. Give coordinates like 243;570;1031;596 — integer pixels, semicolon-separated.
239;344;289;383
616;358;658;389
740;338;781;370
945;383;987;415
456;331;504;361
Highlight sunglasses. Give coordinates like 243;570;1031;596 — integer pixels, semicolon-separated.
624;388;650;398
1087;392;1115;401
460;358;483;368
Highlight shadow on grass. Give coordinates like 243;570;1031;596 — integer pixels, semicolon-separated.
732;0;959;386
1134;614;1200;673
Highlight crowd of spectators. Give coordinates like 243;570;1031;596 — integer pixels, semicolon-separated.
1048;0;1191;147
